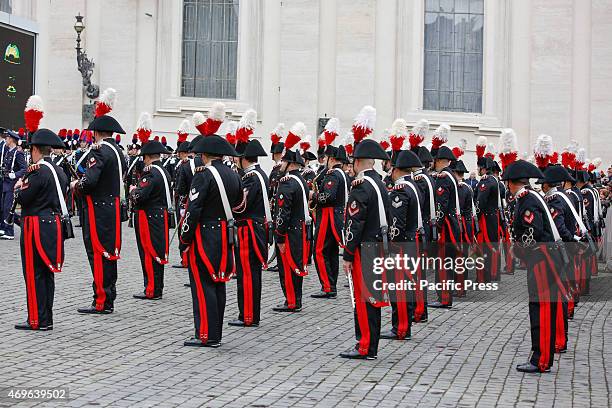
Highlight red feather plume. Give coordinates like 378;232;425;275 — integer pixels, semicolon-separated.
380;140;390;151
452;147;464;159
346;144;354;156
352;125;371;143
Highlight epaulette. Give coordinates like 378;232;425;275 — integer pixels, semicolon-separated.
243;171;257;179
517;189;529;199
393;184;405;191
327;169;335;175
352;179;364;187
91;143;101;150
481;174;488;180
27;164;40;173
302;168;314;174
143;165;152;172
194;166;206;173
280;175;292;183
273;163;282;170
413;175;423;181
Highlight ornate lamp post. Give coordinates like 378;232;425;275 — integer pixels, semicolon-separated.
74;13;98;121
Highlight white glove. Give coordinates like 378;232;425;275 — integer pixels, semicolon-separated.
180;209;186;218
8;172;15;180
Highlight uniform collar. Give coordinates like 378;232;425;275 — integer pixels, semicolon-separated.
395;175;411;185
244;163;257;173
544;186;558;197
356;167;375;179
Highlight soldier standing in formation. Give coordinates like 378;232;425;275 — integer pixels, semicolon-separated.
14;129;69;330
71;115;127;314
340;139;390;360
1;129;27;240
179;135;242;347
231;139;270;327
130;138;172;300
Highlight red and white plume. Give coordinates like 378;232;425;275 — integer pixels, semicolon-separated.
534;134;553;169
95;88;117;118
431;124;450;149
452;138;468;159
24;95;44;132
498;128;518;170
323;117;340;145
177;119;190;143
575;148;587;170
389;119;408;151
352;105;376;143
561;140;578;169
485;142;496;160
224;121;238;145
476;136;487;158
136;112;152;145
342;131;354;156
588;157;602;173
270;123;286;146
409;119;429;149
236;109;257;144
317;135;327;151
193;102;226;136
285;122;306;150
379;129;391;151
300;134;315;152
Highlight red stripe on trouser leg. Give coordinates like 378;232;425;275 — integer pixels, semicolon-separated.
353;250;370;355
181;251;188;267
189;247;209;343
534;261;551;371
555;293;566;351
247;220;266;266
302;222;309;270
86;196;120;260
280;246;297;309
24;218;39;329
32;216;62;272
414;265;425;322
93;252;106;310
438;229;450;305
138;211;156;297
315;209;331;292
395;269;409;339
220;221;228;276
591;254;598;276
240;227;254;325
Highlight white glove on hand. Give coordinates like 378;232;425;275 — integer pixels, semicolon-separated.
8;172;15;180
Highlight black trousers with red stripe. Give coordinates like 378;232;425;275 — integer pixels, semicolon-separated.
528;260;558;371
82;206;118;310
236;259;262;325
134;228;165;298
313;222;340;293
353;303;381;357
20;239;55;328
188;260;226;342
277;244;303;309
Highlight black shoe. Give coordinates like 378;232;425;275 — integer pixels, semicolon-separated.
133;293;162;300
416;317;428;323
556;348;567;354
77;306;113;314
339;349;376;360
428;301;452;309
74;224;82;227
516;362;541;373
380;330;411;340
14;322;53;331
310;291;337;299
183;337;221;348
184;283;191;288
172;264;187;269
228;319;245;327
272;304;302;312
266;265;278;272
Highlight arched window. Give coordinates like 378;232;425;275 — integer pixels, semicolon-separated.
181;0;239;99
423;0;484;113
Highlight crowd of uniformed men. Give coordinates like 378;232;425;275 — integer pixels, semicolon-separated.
1;89;607;374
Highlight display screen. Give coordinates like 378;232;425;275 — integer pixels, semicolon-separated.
0;23;35;131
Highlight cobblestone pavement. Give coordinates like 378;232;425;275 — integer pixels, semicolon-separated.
0;226;611;408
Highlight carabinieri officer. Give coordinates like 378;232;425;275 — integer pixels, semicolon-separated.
130;138;172;300
14;129;68;330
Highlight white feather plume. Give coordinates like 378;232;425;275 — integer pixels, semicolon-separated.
238;109;257;130
208;102;226;121
353;105;377;130
99;88;117;108
193;112;206;126
432;124;451;142
576;148;587;164
290;122;307;138
534;134;553;157
390;119;408;138
565;139;579;154
499;128;517;154
25;95;44;111
224;120;238;135
324;117;340;134
486;142;496;155
137;112;152;131
591;157;602;169
341;131;354;146
178;119;191;135
271;123;287;138
476;136;487;146
411;119;429;136
458;138;467;152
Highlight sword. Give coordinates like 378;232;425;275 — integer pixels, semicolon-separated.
267;244;277;266
347;271;355;309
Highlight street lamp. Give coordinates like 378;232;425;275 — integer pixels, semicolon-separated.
74;13;99;100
